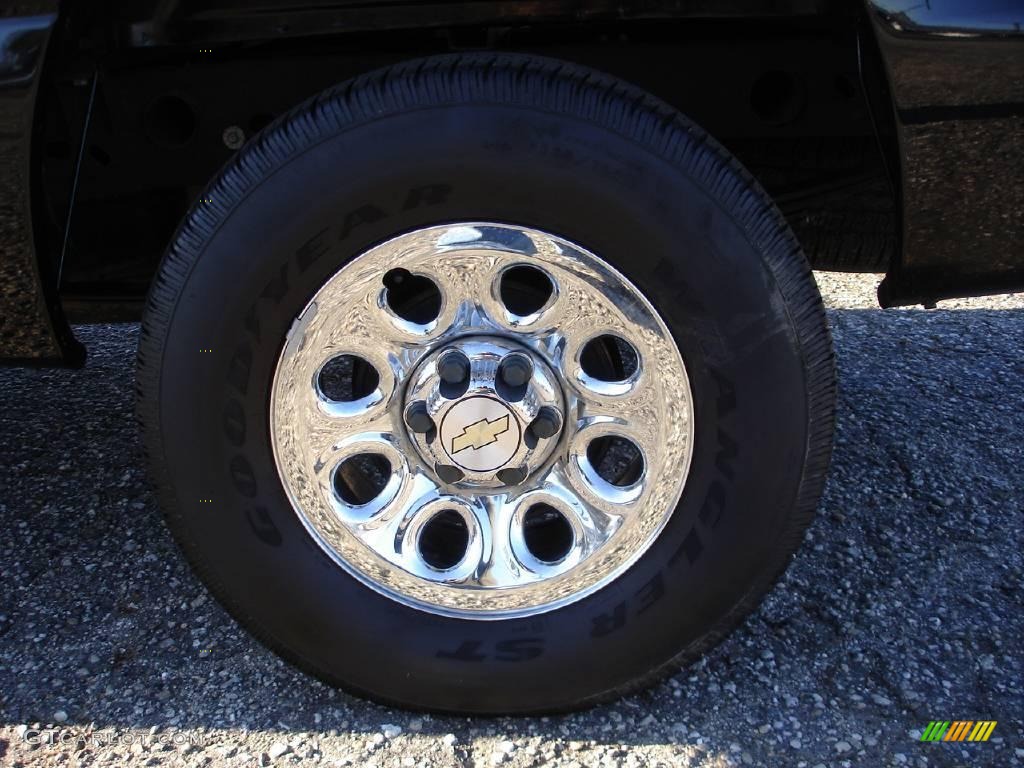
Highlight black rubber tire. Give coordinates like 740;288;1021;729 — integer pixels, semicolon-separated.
731;137;897;272
137;53;836;714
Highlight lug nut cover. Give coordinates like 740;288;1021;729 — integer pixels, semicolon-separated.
404;401;434;433
496;466;528;485
437;351;470;384
499;354;533;387
529;406;562;439
435;463;465;484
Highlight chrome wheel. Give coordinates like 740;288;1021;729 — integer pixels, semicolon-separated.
270;223;694;618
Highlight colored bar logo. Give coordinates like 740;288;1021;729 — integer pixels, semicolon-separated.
920;721;997;742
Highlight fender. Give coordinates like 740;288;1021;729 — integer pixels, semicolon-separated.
865;0;1024;306
0;5;84;365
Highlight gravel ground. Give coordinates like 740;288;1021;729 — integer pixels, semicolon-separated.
1;273;1022;768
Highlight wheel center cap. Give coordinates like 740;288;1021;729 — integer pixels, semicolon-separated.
441;397;521;471
403;336;565;489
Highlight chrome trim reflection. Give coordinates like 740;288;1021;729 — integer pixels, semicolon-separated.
270;223;694;618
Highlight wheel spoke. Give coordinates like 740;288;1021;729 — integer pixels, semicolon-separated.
473;496;531;587
539;466;621;552
308;277;413;354
424;247;504;331
574;384;661;452
357;473;439;552
278;380;399;476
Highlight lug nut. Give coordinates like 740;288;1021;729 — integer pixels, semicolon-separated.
435;463;465;484
404;401;434;433
437;351;470;385
528;406;562;440
499;353;533;388
496;466;528;486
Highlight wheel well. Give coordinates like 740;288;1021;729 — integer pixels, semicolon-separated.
38;2;896;320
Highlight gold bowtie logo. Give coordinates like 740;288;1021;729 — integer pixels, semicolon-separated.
451;415;510;454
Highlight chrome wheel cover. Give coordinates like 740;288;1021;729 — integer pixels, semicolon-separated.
270;223;694;618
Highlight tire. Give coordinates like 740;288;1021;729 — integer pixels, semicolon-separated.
137;53;836;713
730;137;896;272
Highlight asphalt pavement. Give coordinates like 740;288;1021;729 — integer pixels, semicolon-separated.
1;273;1021;768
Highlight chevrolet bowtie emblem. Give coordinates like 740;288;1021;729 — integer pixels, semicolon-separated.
450;414;510;454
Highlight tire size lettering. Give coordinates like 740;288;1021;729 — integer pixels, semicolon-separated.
245;506;283;547
436;637;544;663
590;573;663;638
